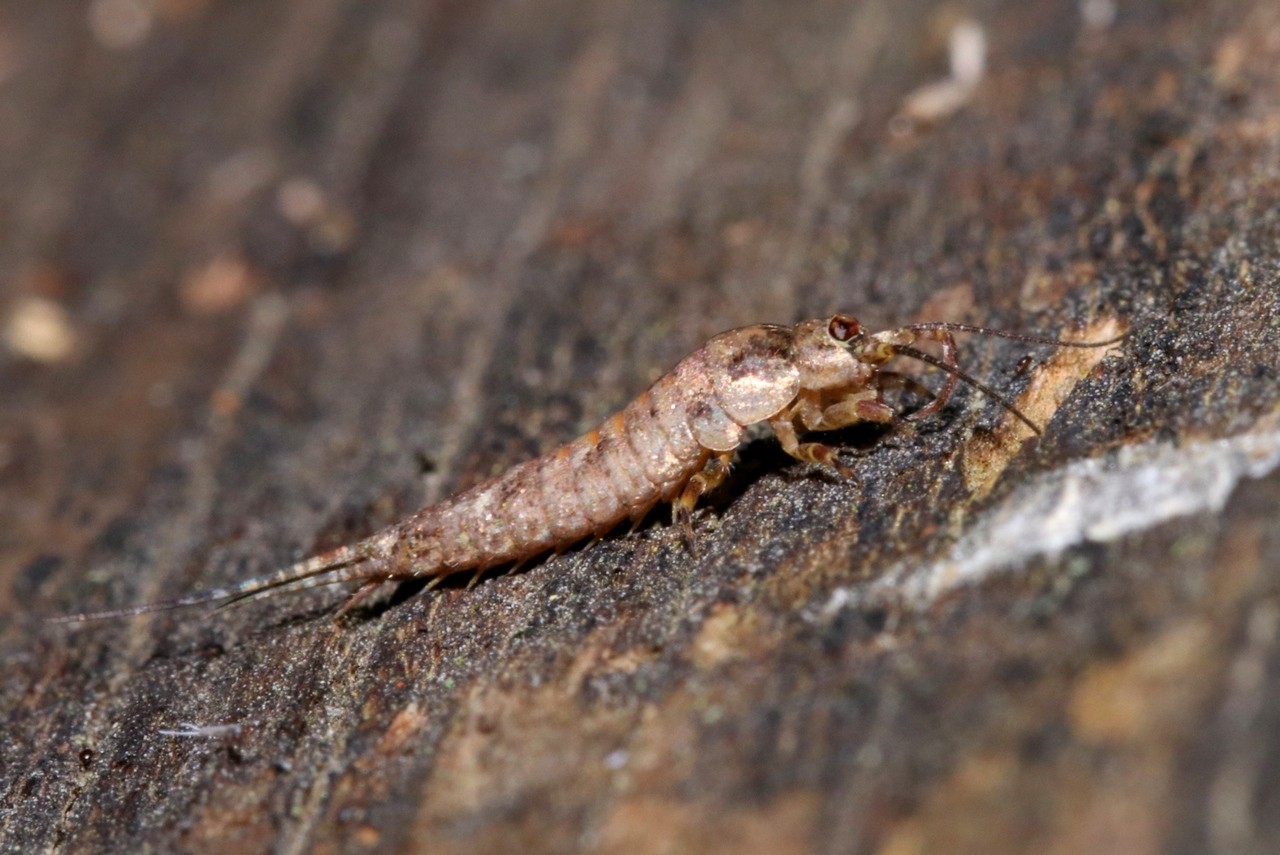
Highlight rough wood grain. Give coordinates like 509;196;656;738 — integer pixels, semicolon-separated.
3;1;1280;853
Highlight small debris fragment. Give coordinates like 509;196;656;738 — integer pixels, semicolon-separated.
86;0;154;50
277;177;357;254
1212;34;1248;95
949;19;987;87
900;20;987;124
180;255;258;316
1080;0;1117;30
157;722;244;739
4;297;76;363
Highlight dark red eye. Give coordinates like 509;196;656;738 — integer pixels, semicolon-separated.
827;314;862;342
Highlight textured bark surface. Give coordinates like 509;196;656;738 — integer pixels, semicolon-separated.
3;1;1280;853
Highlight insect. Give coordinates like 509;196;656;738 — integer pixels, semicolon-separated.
54;314;1122;622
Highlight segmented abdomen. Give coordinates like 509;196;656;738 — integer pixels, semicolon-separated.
396;346;759;578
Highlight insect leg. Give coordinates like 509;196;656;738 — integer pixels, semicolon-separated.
809;389;898;431
769;409;855;479
332;576;392;621
672;452;734;553
900;329;959;422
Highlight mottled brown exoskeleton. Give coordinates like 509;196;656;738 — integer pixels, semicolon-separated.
55;315;1121;621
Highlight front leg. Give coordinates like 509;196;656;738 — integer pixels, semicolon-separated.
769;408;855;479
789;388;894;432
809;389;897;431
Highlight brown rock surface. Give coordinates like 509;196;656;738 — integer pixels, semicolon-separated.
3;1;1280;853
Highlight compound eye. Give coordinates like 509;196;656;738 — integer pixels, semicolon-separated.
827;313;862;343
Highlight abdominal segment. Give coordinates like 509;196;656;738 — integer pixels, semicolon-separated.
403;372;721;577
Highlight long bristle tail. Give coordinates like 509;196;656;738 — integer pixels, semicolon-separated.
45;543;373;624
